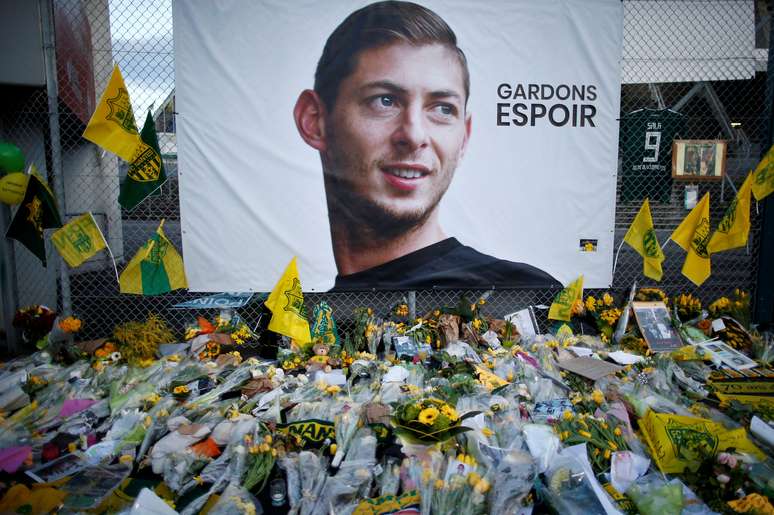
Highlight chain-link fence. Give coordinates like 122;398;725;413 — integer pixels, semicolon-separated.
0;0;771;352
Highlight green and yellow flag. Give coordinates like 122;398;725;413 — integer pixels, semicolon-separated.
83;64;142;162
265;257;311;345
5;174;62;266
119;220;187;295
752;144;774;201
670;192;711;286
623;198;665;281
51;212;106;267
708;172;752;254
119;111;167;210
548;274;583;321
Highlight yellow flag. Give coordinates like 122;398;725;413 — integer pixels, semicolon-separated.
51;212;106;267
670;192;711;286
548;274;583;321
752;144;774;201
83;64;142;161
264;257;311;345
708;173;752;253
119;220;187;295
623;199;664;281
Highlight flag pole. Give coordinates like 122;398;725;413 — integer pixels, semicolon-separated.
611;239;625;277
90;212;120;285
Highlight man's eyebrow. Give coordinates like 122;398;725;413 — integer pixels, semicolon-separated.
359;80;408;96
427;89;463;103
359;81;463;103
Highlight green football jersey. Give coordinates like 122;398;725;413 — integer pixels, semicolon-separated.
620;108;685;203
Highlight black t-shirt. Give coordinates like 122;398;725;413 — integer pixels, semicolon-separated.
331;238;561;291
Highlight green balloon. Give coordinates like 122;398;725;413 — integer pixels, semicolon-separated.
0;142;25;174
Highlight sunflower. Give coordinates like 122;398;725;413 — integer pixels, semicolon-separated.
418;407;440;425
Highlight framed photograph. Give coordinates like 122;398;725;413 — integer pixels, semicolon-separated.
672;139;727;180
631;301;683;352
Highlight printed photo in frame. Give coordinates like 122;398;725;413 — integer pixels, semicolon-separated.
672;139;727;181
631;301;683;352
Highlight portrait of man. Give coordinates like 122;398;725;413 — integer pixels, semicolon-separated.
293;0;560;290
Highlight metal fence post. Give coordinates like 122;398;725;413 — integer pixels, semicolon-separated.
0;205;20;353
754;9;774;325
39;0;72;316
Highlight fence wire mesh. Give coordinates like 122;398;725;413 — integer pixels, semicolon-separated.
0;0;770;349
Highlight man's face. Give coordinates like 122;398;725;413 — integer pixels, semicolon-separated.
322;42;471;231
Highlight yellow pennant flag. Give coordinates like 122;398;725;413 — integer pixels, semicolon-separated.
83;64;142;161
708;172;752;253
623;199;664;281
265;257;311;345
670;192;711;286
51;212;106;267
119;220;187;295
752;144;774;201
548;274;583;321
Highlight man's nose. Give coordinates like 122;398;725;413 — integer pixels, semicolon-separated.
391;105;429;151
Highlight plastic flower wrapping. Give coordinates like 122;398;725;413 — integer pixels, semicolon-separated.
0;290;773;514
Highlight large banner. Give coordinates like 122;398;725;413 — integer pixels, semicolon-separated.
175;0;623;291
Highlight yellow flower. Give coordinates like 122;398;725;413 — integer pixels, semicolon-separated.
482;427;494;437
585;296;597;312
173;385;189;394
603;293;614;306
330;443;337;455
584;242;594;252
467;471;481;485
614;427;622;436
58;316;82;333
579;430;592;439
119;454;133;465
325;385;341;395
194;475;204;485
478;298;486;305
472;319;482;330
604;449;611;459
591;390;605;404
418;407;440;425
562;410;574;421
608;441;618;451
440;404;458;421
68;442;77;453
435;479;445;490
474;479;490;494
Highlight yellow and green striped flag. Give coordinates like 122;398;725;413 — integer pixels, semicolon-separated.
51;212;106;267
119;220;187;295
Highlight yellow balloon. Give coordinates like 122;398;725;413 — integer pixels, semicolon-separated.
0;173;29;205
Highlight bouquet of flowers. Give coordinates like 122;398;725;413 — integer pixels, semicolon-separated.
13;305;57;344
553;410;629;474
581;293;621;342
391;397;479;444
708;289;750;328
673;293;702;321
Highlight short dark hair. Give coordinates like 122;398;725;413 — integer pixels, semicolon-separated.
314;1;470;110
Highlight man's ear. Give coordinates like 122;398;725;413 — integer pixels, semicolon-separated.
293;89;327;152
459;112;472;159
